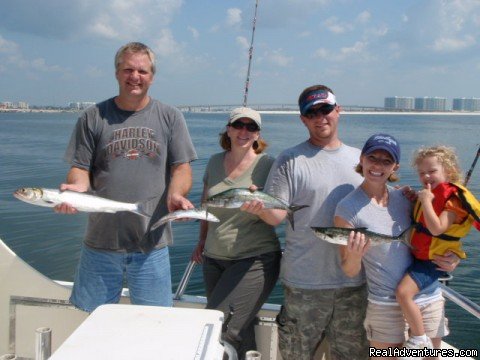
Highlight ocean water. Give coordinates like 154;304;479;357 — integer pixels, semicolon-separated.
0;111;479;352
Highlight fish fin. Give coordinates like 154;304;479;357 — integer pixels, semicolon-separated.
289;204;309;213
287;212;295;231
354;227;368;231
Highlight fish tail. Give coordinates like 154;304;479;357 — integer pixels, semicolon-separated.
286;204;308;231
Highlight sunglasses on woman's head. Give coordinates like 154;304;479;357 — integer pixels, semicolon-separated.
229;121;260;132
304;104;336;119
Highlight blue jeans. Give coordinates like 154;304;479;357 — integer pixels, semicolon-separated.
407;258;447;290
70;245;173;312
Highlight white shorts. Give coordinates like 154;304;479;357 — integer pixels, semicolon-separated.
364;299;449;344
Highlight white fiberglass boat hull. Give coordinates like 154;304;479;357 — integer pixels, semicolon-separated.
0;238;475;360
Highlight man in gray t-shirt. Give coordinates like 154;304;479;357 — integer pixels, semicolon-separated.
243;85;368;359
55;42;197;312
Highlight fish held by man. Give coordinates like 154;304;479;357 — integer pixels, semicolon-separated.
150;208;220;230
204;188;308;230
311;226;409;246
13;187;151;217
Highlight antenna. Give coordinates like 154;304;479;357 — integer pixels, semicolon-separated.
242;0;260;107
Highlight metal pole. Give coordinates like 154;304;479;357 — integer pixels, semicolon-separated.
242;0;260;107
35;327;51;360
173;260;196;300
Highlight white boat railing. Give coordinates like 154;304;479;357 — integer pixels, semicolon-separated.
439;283;480;319
174;261;480;320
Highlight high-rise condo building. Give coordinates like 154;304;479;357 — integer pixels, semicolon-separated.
384;97;414;110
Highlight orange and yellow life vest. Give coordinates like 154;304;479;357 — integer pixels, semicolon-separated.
410;182;480;260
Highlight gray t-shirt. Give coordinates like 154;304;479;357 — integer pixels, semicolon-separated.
264;141;364;289
335;186;441;305
203;152;280;260
65;98;197;252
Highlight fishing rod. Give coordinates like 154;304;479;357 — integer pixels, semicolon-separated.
242;0;260;107
464;144;480;231
464;144;480;186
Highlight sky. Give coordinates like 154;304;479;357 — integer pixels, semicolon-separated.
1;0;480;108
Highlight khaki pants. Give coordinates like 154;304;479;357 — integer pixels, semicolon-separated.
277;284;369;360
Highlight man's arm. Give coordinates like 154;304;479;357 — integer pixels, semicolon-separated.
54;166;90;214
167;162;194;212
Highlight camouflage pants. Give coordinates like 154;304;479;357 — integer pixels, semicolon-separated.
277;284;369;360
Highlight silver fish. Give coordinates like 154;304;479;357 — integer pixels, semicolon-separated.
13;187;150;217
204;188;308;230
150;208;220;230
311;226;409;246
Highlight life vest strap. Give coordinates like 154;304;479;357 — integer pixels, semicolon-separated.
413;222;461;241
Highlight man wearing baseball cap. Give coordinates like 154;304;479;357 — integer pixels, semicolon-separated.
242;84;369;359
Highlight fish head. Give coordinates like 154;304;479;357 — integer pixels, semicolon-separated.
13;187;43;203
206;213;220;222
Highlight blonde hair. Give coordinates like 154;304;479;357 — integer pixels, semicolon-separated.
115;42;156;74
412;145;462;183
354;163;400;182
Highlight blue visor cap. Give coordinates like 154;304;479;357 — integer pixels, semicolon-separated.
299;90;337;116
361;133;401;164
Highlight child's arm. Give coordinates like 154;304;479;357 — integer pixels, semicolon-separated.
335;216;370;277
419;183;456;236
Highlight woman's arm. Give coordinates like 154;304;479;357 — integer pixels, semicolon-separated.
335;216;369;278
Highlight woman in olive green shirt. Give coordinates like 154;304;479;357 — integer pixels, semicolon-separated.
191;107;281;359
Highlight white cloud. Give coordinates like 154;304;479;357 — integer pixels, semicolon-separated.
356;11;371;24
427;1;480;53
0;35;69;75
236;36;250;50
323;17;353;34
30;58;63;72
153;29;183;58
431;35;476;52
0;35;19;54
85;66;104;78
88;15;119;39
264;49;293;67
1;0;183;41
226;8;242;27
314;41;370;62
188;26;199;39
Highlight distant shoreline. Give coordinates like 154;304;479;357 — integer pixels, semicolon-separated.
2;108;480;116
259;110;480;116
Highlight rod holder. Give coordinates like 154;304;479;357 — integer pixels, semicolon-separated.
35;327;52;360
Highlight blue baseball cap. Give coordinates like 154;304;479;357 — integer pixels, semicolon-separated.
361;134;401;163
